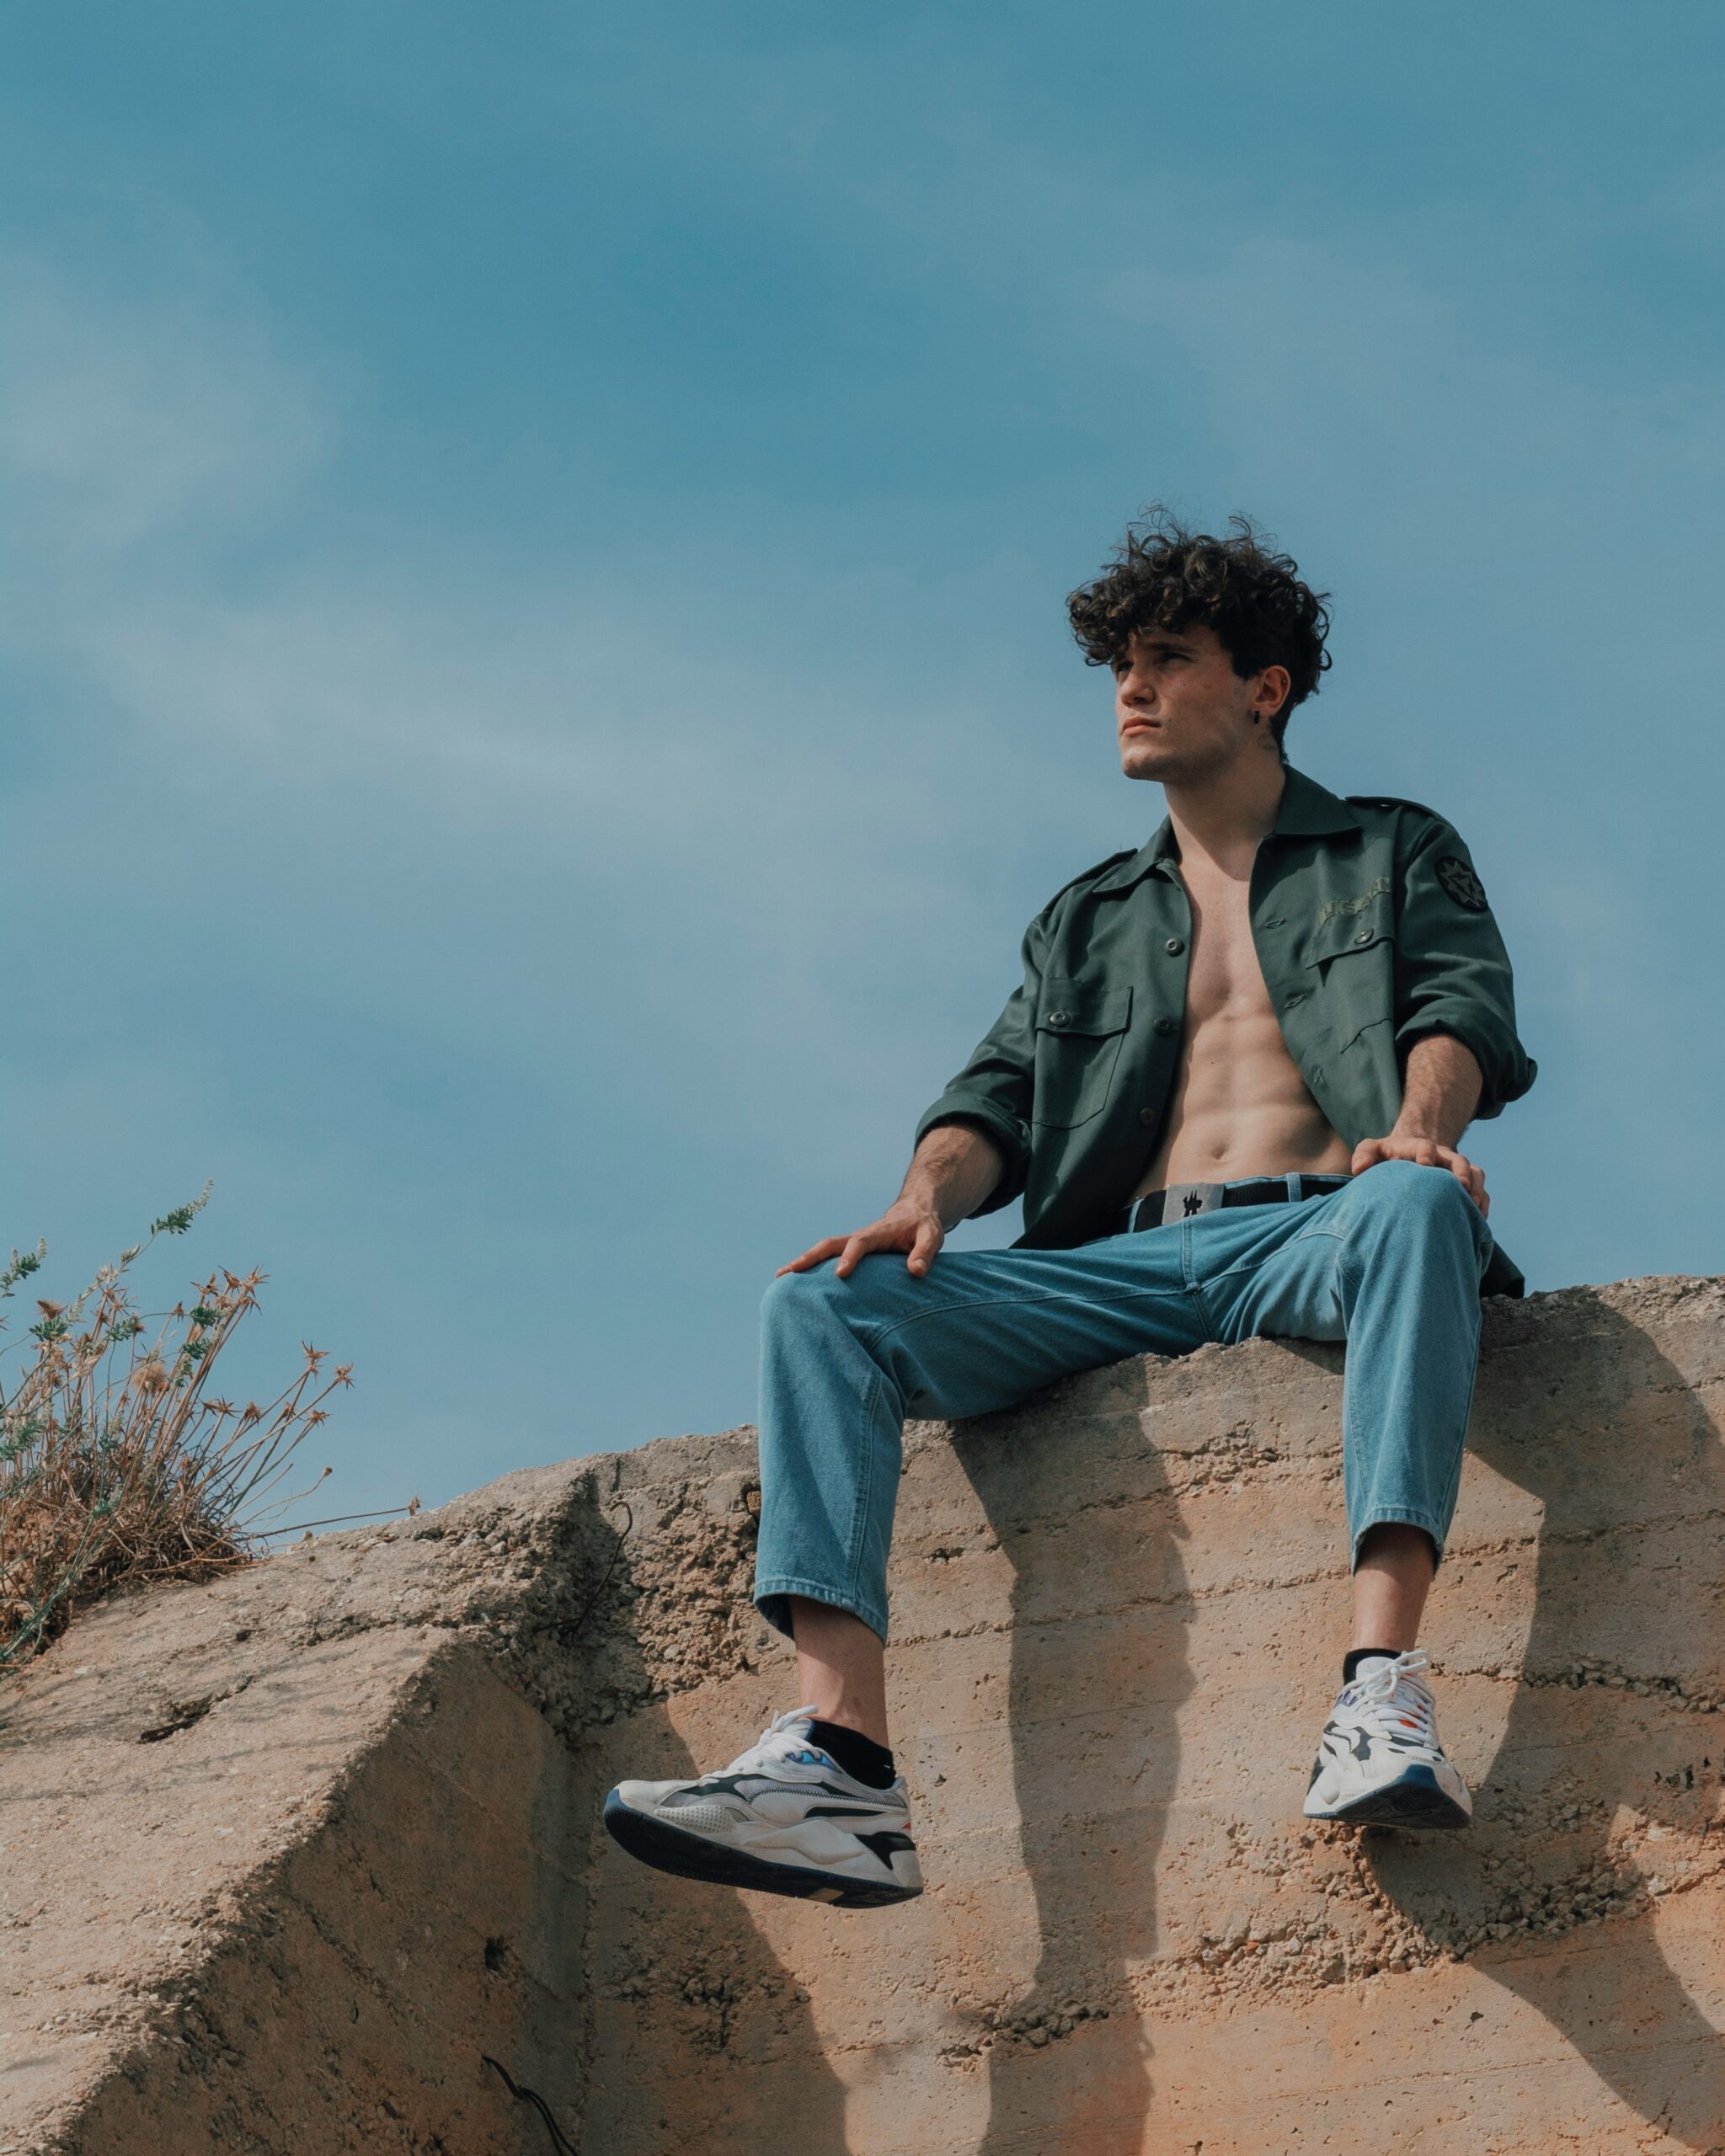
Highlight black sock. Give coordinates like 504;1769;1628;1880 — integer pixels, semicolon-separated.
1343;1647;1402;1684
806;1718;897;1789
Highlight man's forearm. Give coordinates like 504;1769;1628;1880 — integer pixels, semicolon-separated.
777;1117;1006;1278
1394;1033;1484;1149
900;1122;1005;1230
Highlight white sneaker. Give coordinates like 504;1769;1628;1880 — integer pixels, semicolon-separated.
603;1706;925;1908
1302;1651;1472;1828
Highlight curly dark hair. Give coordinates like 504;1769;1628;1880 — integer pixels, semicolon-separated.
1067;508;1331;746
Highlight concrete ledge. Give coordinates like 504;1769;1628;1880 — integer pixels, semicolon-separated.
3;1278;1724;2153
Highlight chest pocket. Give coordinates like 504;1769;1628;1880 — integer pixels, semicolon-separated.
1305;894;1395;1038
1306;892;1394;964
1032;979;1133;1129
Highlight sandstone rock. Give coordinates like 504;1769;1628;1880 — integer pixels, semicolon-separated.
3;1282;1723;2153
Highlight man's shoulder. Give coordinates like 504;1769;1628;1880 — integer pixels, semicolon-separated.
1037;846;1144;911
1343;792;1450;825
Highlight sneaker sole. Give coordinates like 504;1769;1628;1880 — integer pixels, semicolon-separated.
602;1792;923;1908
1306;1764;1471;1830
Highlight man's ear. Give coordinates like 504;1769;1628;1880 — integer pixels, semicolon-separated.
1254;664;1292;720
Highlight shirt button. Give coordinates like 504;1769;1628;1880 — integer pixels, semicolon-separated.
1047;1011;1071;1028
1153;1016;1178;1038
1284;990;1306;1006
1354;929;1373;945
1164;937;1185;956
1138;1106;1158;1128
1261;916;1284;929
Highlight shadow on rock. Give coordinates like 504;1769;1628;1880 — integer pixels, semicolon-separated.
953;1401;1193;2156
553;1465;852;2156
1365;1295;1725;2151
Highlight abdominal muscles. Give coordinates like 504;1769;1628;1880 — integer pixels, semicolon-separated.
1134;897;1352;1195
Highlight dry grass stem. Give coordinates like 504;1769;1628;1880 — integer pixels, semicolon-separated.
0;1189;353;1670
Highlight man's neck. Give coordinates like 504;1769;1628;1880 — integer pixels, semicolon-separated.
1162;752;1287;878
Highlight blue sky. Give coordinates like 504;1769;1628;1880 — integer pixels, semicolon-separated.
5;4;1723;1522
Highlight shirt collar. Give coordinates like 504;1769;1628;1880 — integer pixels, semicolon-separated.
1092;766;1360;893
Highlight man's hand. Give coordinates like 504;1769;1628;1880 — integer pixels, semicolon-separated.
1350;1134;1488;1216
778;1201;947;1281
777;1121;1005;1282
1353;1033;1490;1213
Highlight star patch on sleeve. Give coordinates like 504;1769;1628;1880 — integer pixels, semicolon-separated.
1435;856;1489;913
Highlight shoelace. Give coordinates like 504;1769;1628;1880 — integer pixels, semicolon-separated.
720;1704;825;1776
1349;1650;1438;1744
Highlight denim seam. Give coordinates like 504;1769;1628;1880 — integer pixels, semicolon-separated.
1188;1220;1348;1299
842;1366;885;1617
1430;1299;1486;1552
1180;1220;1214;1337
1337;1230;1479;1567
855;1281;1204;1350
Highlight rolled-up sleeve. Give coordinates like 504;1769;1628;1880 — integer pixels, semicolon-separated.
1395;817;1536;1119
912;913;1047;1214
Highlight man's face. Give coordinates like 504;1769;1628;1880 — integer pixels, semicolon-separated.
1111;623;1284;783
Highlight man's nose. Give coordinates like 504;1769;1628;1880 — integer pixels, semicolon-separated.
1119;668;1156;709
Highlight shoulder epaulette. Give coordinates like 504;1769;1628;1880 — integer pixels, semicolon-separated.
1045;847;1137;899
1345;793;1445;821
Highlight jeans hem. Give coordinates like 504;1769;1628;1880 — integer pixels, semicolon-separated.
754;1575;889;1648
1350;1509;1447;1572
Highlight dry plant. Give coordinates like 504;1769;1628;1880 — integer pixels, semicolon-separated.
0;1187;353;1672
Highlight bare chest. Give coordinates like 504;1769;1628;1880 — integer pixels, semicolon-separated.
1179;871;1274;1024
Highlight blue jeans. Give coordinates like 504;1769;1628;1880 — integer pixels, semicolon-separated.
753;1162;1493;1643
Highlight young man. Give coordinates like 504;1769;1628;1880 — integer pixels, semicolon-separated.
605;513;1535;1908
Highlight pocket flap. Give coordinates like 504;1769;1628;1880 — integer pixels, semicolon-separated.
1306;896;1394;966
1035;979;1132;1037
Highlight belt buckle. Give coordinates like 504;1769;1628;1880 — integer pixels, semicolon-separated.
1162;1182;1222;1225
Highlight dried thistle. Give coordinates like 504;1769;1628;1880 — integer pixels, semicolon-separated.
0;1193;352;1671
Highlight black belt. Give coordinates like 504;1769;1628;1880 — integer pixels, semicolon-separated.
1116;1173;1349;1235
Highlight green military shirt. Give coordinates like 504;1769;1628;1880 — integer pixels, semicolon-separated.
916;766;1536;1298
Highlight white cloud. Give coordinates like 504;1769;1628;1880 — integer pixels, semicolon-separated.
3;259;327;560
0;260;1097;1177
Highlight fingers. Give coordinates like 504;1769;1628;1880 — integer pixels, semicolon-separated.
1420;1143;1485;1209
905;1217;945;1277
834;1220;918;1279
1353;1136;1490;1214
1443;1149;1489;1215
775;1235;851;1278
833;1231;877;1279
777;1214;943;1281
